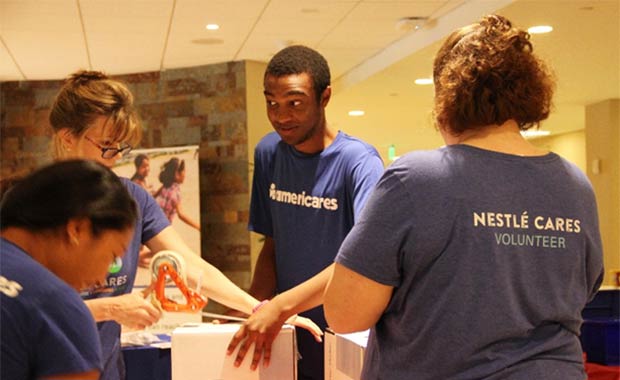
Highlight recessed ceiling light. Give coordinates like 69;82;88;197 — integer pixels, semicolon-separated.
414;78;433;85
521;130;551;138
206;24;220;30
527;25;553;34
348;110;365;117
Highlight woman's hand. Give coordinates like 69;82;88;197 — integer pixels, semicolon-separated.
285;315;322;341
226;301;322;370
107;292;162;330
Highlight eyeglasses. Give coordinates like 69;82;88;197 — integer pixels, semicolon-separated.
84;135;132;159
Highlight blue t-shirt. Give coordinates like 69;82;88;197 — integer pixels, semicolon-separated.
250;131;384;380
250;131;384;317
336;145;604;380
1;238;102;380
80;178;169;380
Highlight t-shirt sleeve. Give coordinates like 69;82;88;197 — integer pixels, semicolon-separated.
336;165;412;287
581;178;605;301
249;144;274;237
34;284;102;377
123;178;170;243
350;150;384;220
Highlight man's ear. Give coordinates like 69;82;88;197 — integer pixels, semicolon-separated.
320;86;332;108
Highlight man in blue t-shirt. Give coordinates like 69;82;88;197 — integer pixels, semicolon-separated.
246;45;384;380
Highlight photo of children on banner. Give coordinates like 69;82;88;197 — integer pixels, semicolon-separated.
130;153;154;194
153;157;200;231
113;147;201;273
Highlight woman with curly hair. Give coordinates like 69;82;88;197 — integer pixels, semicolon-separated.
324;14;603;379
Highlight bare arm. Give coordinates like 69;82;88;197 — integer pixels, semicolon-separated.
267;263;333;317
324;263;393;333
248;237;277;300
175;201;200;231
146;226;258;314
227;264;333;369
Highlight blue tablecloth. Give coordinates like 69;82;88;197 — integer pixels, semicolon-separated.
122;334;171;380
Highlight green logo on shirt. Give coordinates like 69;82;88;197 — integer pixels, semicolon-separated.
109;257;123;274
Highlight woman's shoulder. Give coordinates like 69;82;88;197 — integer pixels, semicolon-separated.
1;245;81;312
120;177;154;203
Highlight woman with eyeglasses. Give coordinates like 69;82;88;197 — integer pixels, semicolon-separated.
49;70;321;380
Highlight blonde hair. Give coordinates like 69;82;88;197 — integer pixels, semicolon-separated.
49;70;142;158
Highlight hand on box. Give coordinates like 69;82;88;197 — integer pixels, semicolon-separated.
226;300;322;371
284;314;323;342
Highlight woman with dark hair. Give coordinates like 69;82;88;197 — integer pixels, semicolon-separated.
1;160;138;380
324;14;603;379
155;157;199;230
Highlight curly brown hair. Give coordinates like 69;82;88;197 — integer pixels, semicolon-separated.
433;14;555;134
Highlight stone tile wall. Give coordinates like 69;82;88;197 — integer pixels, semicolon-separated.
0;61;252;298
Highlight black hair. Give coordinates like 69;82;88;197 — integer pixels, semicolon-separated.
158;157;185;188
134;153;148;169
1;160;138;237
265;45;331;103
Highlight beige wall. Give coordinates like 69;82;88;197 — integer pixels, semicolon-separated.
531;130;586;173
532;110;619;287
245;60;271;273
586;99;620;286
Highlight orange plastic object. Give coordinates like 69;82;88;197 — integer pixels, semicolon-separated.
153;261;207;312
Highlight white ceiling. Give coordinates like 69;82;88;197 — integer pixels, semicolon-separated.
1;0;619;157
0;0;470;81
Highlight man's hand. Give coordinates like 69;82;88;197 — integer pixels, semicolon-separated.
226;301;322;370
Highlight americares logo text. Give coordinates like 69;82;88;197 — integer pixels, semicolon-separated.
269;183;338;211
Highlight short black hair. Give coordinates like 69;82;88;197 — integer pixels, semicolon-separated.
265;45;331;102
1;160;137;237
134;153;148;168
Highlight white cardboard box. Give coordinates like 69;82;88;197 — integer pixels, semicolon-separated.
324;329;369;380
172;323;297;380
